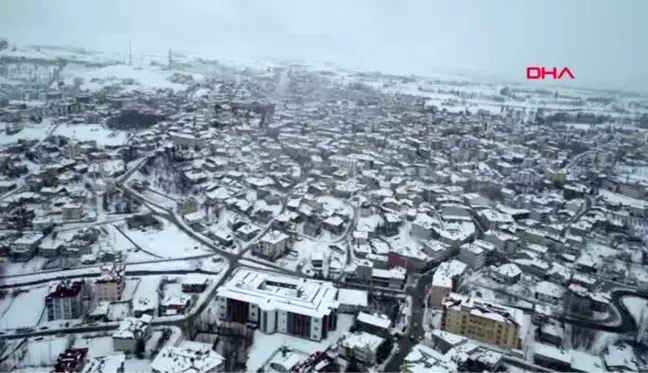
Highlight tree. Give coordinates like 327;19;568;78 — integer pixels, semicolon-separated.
0;38;8;50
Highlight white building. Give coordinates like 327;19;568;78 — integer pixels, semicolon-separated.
255;230;290;260
215;268;339;341
339;331;386;367
330;155;360;176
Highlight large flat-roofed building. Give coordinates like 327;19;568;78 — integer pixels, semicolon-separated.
441;293;524;349
215;268;340;341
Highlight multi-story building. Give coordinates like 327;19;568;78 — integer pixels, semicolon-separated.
215;268;339;341
46;280;90;321
254;230;290;260
330;155;359;176
428;260;467;308
458;243;486;269
441;293;523;349
95;263;126;302
151;344;224;373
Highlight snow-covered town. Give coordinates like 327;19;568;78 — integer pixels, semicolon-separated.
1;34;648;373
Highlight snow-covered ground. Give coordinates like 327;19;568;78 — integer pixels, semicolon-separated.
63;64;196;93
0;119;56;146
53;123;129;146
621;296;648;323
0;284;49;329
116;219;213;259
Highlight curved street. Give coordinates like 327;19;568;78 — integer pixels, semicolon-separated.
556;288;648;333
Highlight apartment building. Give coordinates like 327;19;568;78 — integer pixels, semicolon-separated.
170;131;208;150
95;263;126;302
330;155;359;176
254;230;290;260
215;268;339;341
46;280;90;321
441;293;523;349
459;243;487;270
428;260;467;308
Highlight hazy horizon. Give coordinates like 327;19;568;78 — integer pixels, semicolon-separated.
1;0;646;92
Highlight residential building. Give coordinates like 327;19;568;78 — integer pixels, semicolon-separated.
254;230;290;260
429;260;467;308
46;280;90;320
112;315;152;353
62;203;84;221
54;348;89;373
151;344;224;373
95;263;126;302
215;268;339;341
441;293;524;349
82;354;126;373
338;331;386;368
459;243;486;269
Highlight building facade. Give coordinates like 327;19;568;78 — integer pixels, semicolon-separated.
215;268;339;341
46;280;90;321
441;293;522;349
95;263;126;302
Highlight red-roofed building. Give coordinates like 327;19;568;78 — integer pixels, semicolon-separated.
46;280;90;320
54;348;88;373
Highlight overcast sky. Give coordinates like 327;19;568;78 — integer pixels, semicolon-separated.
1;0;645;91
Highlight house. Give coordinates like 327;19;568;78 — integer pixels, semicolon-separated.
159;293;192;316
459;243;486;269
338;331;388;368
491;263;522;284
182;274;209;293
533;343;571;371
62;203;84;221
151;343;224;373
355;312;391;337
254;230;290;260
177;197;199;215
534;281;565;305
323;216;345;235
10;232;44;261
54;348;89;373
82;354;126;373
112;315;152;353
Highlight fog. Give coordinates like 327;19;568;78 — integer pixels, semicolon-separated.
1;0;646;91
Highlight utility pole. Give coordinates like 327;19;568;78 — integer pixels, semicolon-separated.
168;49;172;68
128;42;133;66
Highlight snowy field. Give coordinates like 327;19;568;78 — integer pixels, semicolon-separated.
0;284;49;330
61;64;196;93
2;257;48;276
100;224;158;262
117;219;213;259
0;120;56;146
53;123;129;146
